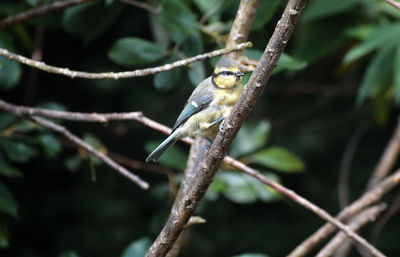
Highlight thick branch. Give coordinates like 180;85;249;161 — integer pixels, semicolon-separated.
0;0;94;30
0;42;251;80
145;1;307;256
0;101;149;189
226;0;260;59
288;169;400;257
316;204;387;257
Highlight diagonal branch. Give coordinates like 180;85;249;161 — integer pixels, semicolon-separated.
145;1;308;256
0;101;149;189
0;0;94;30
0;42;252;80
288;169;400;257
315;204;387;257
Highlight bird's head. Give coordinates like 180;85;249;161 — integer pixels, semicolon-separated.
212;57;245;89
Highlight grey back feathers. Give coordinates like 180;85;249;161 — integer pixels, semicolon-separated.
216;57;237;68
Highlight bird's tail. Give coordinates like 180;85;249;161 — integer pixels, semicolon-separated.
146;131;179;163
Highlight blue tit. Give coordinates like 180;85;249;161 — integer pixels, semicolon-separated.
146;57;245;163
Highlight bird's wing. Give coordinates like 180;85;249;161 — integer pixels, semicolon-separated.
172;77;215;131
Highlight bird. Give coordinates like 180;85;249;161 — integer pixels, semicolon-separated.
146;56;245;163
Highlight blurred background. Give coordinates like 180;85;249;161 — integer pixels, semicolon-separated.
0;0;399;256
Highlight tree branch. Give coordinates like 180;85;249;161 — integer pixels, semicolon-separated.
383;0;400;10
0;42;252;80
367;116;400;189
0;0;94;30
144;1;308;256
316;204;387;257
226;0;260;59
0;100;149;189
288;169;400;257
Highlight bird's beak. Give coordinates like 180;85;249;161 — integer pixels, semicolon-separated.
236;71;245;77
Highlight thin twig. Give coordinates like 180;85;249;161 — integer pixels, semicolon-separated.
119;0;160;14
0;0;94;30
0;42;252;80
288;169;400;257
0;98;142;122
383;0;400;10
0;101;149;189
316;204;387;257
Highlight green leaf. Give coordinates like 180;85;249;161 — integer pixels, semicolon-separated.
153;54;181;90
0;33;21;90
192;0;232;22
39;134;62;158
64;156;83;172
273;53;307;74
63;1;122;42
121;237;152;257
343;22;400;64
250;147;305;172
231;121;270;157
0;182;17;218
188;61;205;86
109;37;165;67
211;171;280;204
394;44;400;104
0;157;23;178
252;0;280;30
1;140;38;163
145;140;187;170
233;254;270;257
302;0;360;23
345;25;376;40
0;218;9;248
372;85;392;125
160;0;199;43
59;251;80;257
357;43;397;104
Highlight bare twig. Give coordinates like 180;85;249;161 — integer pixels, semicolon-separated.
144;1;306;256
0;42;252;80
316;204;387;257
383;0;400;10
0;98;143;122
288;169;400;257
0;101;149;189
367;116;400;189
0;0;94;30
119;0;160;14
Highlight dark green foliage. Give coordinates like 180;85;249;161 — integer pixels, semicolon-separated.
0;0;399;256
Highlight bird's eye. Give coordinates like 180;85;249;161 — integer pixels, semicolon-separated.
223;71;234;76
